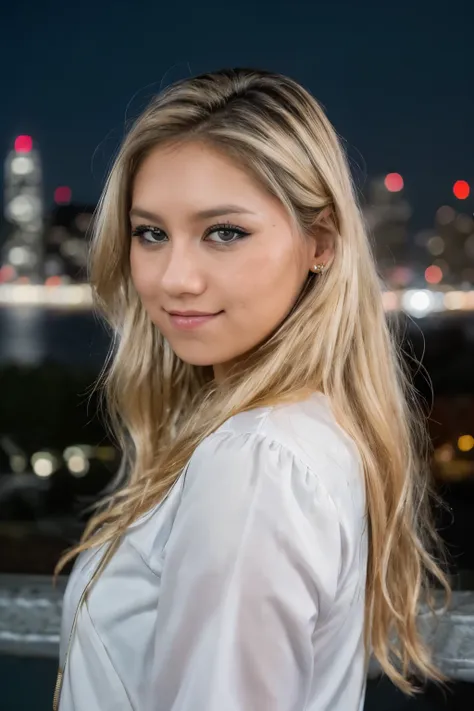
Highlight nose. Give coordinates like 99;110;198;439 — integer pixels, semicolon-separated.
160;243;206;297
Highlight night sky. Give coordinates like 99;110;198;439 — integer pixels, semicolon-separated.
1;0;472;229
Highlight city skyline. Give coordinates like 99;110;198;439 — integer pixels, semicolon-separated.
1;0;472;230
1;133;473;304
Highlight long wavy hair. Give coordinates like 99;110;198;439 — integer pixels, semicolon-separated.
56;68;450;693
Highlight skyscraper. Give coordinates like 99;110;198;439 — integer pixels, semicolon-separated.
2;136;44;283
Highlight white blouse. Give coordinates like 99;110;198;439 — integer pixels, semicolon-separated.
59;392;368;711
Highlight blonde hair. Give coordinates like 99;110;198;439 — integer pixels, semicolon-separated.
56;68;450;693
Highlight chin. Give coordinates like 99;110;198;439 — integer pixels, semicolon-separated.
168;342;242;369
178;355;216;367
167;344;218;367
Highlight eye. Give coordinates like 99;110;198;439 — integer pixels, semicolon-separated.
131;225;167;244
205;223;250;244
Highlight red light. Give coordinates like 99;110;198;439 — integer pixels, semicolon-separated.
14;135;33;153
425;265;443;285
54;186;72;204
453;180;470;200
384;173;404;192
0;265;16;283
45;276;62;286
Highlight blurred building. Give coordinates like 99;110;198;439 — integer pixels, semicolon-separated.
43;203;95;282
1;136;44;283
414;206;474;288
0;135;96;287
363;173;413;288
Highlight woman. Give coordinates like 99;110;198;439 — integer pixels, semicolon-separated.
54;68;449;711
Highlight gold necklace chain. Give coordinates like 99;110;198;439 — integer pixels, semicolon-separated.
52;580;91;711
52;543;111;710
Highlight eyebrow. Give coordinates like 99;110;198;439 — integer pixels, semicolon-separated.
129;205;256;222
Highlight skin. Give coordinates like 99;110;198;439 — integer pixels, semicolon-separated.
129;141;332;383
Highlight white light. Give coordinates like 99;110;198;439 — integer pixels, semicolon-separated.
11;156;34;176
32;453;54;478
64;445;93;459
6;194;41;222
64;446;92;478
8;246;33;267
68;454;90;477
0;283;93;309
1;284;40;304
402;289;434;317
66;286;88;304
444;291;467;310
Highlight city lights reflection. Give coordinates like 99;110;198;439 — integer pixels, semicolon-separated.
0;283;92;309
0;284;473;315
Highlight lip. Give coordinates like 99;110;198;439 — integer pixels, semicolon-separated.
166;310;222;330
168;310;217;316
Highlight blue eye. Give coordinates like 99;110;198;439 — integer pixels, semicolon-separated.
131;225;166;244
205;224;250;244
131;222;250;246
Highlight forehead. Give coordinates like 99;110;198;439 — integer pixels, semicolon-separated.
131;141;268;210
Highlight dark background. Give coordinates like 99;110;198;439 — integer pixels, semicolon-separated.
0;1;473;709
1;0;472;229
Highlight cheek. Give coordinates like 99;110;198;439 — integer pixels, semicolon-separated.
232;248;300;307
130;249;156;298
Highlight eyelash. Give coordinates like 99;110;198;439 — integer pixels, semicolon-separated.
131;222;250;246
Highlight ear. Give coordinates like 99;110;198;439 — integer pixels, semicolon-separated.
310;206;336;264
314;205;334;230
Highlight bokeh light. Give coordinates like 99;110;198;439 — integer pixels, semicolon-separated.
434;444;454;463
427;236;444;256
453;180;470;200
384;173;404;192
31;451;56;478
458;435;474;452
54;186;72;204
14;135;33;152
45;276;63;286
436;205;455;225
425;265;443;285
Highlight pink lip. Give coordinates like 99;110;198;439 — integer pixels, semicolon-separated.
167;311;222;330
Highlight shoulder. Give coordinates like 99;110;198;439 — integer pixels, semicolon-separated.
221;392;359;475
187;392;365;523
172;394;367;608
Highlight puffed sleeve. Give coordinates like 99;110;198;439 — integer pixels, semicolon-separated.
146;430;342;711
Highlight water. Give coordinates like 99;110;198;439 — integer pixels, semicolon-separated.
0;306;109;368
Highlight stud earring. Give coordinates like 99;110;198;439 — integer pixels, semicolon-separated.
311;263;326;274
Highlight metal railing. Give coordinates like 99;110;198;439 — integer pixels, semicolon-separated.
1;574;474;682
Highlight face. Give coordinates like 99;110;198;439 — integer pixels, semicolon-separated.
129;141;322;382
